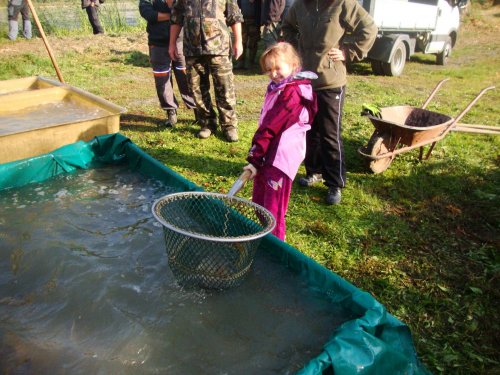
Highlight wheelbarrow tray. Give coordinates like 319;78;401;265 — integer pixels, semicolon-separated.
367;106;453;146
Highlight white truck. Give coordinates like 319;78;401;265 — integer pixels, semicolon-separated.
357;0;468;76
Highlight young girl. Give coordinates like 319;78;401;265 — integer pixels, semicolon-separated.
243;42;318;240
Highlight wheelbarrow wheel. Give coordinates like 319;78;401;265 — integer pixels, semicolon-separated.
366;135;393;174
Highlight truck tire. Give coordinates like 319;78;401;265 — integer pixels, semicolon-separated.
381;41;406;77
436;37;452;66
370;60;384;75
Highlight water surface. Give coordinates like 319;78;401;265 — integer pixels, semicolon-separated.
0;166;353;374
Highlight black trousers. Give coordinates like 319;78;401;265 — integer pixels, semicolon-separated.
85;6;104;34
304;87;346;189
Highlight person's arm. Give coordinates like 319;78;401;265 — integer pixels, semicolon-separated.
339;0;378;62
139;0;159;23
225;0;244;58
231;22;243;60
247;86;305;167
169;24;182;60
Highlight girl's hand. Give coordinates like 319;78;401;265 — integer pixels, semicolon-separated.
243;164;257;179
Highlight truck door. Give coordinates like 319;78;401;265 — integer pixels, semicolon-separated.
425;0;460;54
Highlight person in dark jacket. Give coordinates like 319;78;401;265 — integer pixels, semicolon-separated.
81;0;104;35
139;0;196;127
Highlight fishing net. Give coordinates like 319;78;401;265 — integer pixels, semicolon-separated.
152;192;276;290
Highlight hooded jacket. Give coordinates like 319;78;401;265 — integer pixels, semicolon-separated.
247;77;318;180
281;0;377;90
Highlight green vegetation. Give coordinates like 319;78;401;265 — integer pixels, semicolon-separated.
0;0;145;37
0;1;499;374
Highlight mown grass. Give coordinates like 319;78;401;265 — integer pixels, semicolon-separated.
0;1;499;373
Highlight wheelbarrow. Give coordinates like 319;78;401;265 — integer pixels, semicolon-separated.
358;79;495;173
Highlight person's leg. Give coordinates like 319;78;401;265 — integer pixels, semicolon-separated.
149;45;178;127
247;19;261;67
186;56;217;138
318;87;346;190
313;87;345;204
7;2;21;41
85;6;104;35
20;2;31;39
208;55;238;141
299;101;324;185
252;165;292;241
171;36;196;110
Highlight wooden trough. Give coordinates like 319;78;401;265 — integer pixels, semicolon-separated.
0;76;126;164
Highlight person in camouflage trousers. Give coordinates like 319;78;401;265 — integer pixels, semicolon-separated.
169;0;243;142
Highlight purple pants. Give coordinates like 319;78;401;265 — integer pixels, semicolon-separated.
252;165;292;241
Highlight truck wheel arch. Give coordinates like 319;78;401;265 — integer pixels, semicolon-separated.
368;34;411;76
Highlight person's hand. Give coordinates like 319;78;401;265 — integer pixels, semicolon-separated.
233;40;243;60
169;43;179;61
243;163;257;179
327;47;346;62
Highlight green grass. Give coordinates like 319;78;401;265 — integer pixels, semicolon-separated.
0;0;145;37
0;1;499;373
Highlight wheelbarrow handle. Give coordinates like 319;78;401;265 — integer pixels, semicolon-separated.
421;78;449;109
443;85;496;136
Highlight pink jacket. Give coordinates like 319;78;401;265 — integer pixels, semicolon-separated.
247;77;317;180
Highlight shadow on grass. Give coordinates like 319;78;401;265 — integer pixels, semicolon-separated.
138;141;245;179
121;113;160;131
347;61;375;76
409;55;437;66
110;50;150;67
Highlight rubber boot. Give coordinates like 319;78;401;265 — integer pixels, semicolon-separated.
23;20;32;39
8;20;18;41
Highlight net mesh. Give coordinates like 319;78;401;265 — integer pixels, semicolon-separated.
153;192;276;290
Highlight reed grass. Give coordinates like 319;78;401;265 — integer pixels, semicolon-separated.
0;0;146;37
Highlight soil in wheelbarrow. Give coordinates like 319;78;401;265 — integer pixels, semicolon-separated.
0;165;354;374
380;106;452;128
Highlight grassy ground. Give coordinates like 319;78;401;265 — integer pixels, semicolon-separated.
1;1;499;373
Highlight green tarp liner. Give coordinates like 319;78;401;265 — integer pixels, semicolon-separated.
0;133;431;375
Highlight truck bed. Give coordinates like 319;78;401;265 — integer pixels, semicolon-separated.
360;0;439;32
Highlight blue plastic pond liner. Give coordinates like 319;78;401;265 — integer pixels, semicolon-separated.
0;133;431;375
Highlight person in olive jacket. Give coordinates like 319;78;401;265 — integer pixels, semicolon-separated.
139;0;196;127
282;0;377;204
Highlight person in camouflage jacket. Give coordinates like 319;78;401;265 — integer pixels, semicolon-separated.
169;0;244;142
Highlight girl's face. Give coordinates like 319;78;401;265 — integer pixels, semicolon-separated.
265;56;295;83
